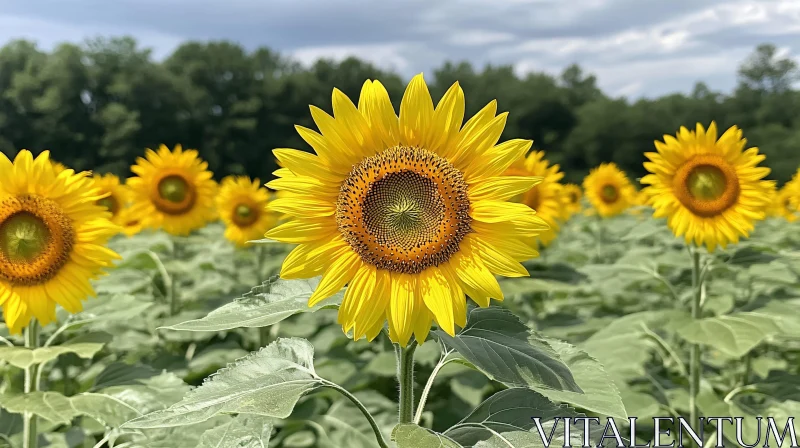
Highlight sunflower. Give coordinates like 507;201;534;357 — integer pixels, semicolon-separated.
583;163;635;217
559;184;583;219
265;74;548;347
121;216;143;237
0;151;120;334
92;173;133;228
772;172;800;222
217;176;275;247
127;144;217;236
641;122;772;251
504;150;564;247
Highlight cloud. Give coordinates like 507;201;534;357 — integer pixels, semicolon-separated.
0;0;798;98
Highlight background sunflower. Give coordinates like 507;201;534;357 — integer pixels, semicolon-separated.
0;151;120;334
92;173;133;228
127;144;218;236
505;150;565;247
217;176;275;247
559;183;583;220
583;162;635;218
641;122;773;250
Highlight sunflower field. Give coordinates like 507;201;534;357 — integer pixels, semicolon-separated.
1;70;800;448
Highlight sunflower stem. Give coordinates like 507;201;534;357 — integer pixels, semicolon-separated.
23;321;40;448
688;247;704;445
396;341;417;425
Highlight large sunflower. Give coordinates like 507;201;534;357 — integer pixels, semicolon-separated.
217;176;275;247
127;144;217;236
504;150;564;247
0;151;120;334
559;184;583;220
641;122;772;250
92;173;133;228
583;163;635;217
265;74;548;346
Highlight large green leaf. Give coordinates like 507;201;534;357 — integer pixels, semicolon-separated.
0;332;111;369
393;424;463;448
121;338;323;428
434;307;582;392
0;392;78;424
198;415;273;448
444;388;580;446
677;312;780;357
0;372;191;429
538;339;627;419
161;277;343;331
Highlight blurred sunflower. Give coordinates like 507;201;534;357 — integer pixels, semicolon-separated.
127;144;217;236
504;150;563;246
217;176;275;247
583;163;634;217
92;173;133;228
767;186;797;222
560;184;583;219
0;150;120;334
641;122;772;251
776;169;800;222
265;73;548;346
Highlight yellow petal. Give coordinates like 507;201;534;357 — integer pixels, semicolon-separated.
308;250;361;307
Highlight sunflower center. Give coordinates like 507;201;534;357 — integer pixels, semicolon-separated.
673;155;740;217
152;173;197;215
0;195;75;286
0;213;50;262
687;166;726;201
337;146;471;274
601;185;619;203
569;192;578;204
96;195;119;216
159;176;189;203
232;203;259;227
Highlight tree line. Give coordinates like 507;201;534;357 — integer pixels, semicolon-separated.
1;37;798;185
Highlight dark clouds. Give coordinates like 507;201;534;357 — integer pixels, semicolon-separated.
1;0;798;98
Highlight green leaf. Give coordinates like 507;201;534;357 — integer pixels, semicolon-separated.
315;391;395;448
581;310;687;381
0;332;111;369
538;339;627;419
677;312;780;357
91;361;159;390
444;388;579;446
0;392;79;424
121;338;323;429
393;424;463;448
70;392;143;427
198;415;273;448
161;277;343;332
434;307;582;393
67;294;153;326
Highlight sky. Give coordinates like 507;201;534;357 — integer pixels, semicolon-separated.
0;0;798;99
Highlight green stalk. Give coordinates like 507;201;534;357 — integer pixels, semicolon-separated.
688;248;703;442
23;321;40;448
396;342;418;424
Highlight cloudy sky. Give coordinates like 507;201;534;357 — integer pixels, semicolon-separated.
1;0;798;98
